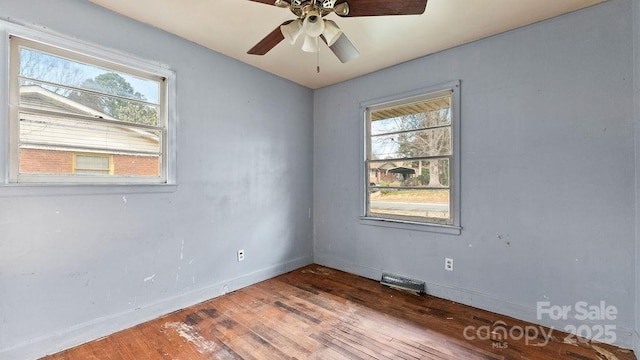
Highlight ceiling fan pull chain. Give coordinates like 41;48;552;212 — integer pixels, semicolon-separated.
316;37;321;73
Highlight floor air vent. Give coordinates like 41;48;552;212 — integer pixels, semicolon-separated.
381;273;425;295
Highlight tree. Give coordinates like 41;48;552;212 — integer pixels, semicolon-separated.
68;73;158;126
396;109;451;188
20;48;84;96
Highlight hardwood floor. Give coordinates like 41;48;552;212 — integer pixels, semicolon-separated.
42;265;636;360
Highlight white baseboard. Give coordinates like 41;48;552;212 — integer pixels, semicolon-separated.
0;255;313;360
314;254;636;351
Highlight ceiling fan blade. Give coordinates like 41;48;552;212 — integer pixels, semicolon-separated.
248;20;293;55
322;33;359;63
336;0;427;17
248;0;278;5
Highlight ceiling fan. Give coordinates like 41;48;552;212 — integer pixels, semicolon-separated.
247;0;428;63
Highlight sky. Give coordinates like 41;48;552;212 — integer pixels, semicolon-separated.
21;48;159;104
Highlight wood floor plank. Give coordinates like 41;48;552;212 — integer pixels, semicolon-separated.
41;265;637;360
216;297;317;358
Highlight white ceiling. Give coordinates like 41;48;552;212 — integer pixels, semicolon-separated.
88;0;604;89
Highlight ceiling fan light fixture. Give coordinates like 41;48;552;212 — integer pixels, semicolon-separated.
334;3;349;16
281;19;303;44
301;35;319;52
302;9;325;37
322;20;342;46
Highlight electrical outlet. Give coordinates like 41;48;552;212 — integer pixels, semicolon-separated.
237;249;245;262
445;258;454;271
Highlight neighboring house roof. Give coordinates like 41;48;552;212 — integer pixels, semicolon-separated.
20;86;116;119
370;161;402;170
19;86;159;155
370;162;418;176
385;166;416;175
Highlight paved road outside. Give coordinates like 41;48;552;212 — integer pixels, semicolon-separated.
370;202;448;212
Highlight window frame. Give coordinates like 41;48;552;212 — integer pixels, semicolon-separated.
360;81;461;235
1;23;177;189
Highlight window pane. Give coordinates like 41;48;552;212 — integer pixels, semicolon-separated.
20;148;160;177
368;188;451;224
370;127;452;159
19;48;160;104
365;86;457;226
20;112;161;154
369;159;449;188
371;107;451;135
19;112;162;177
20;81;160;127
10;36;169;184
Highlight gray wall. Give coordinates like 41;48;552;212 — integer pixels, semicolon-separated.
1;0;639;357
0;0;313;358
314;0;637;349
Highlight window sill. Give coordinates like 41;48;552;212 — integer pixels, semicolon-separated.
0;183;177;197
360;216;462;235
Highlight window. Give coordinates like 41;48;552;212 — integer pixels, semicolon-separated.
73;153;113;175
363;82;460;231
8;35;170;184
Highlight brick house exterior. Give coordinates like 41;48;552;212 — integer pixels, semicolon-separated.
20;148;159;176
19;86;160;177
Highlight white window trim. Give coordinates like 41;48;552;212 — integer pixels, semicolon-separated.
359;80;461;235
0;20;177;194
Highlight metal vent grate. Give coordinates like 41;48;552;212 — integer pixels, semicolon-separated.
381;273;425;295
